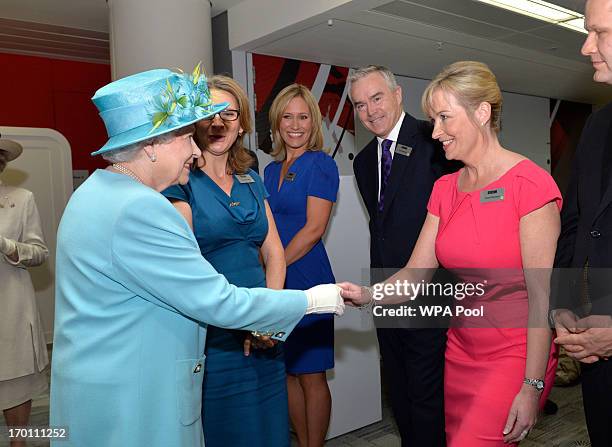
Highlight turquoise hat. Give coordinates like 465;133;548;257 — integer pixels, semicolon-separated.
91;64;228;156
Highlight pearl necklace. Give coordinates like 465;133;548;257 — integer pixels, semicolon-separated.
112;164;144;184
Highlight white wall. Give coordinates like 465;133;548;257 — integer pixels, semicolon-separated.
323;176;382;438
228;0;353;50
498;92;550;169
350;74;551;173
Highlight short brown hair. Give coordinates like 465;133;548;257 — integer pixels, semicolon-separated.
268;84;325;161
422;61;503;134
197;75;254;174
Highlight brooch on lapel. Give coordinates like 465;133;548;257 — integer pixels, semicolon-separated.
0;196;15;208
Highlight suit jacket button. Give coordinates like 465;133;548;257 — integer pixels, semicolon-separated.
590;230;601;238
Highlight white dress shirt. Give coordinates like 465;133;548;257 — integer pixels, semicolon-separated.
376;111;405;200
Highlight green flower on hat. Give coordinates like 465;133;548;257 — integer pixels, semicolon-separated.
148;62;214;133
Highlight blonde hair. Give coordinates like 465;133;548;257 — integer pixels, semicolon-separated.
197;75;254;174
268;84;325;161
422;61;503;134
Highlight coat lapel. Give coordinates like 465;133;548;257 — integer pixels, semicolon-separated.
381;115;419;220
361;139;380;217
593;122;612;223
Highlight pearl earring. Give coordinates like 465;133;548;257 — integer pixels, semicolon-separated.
150;152;157;162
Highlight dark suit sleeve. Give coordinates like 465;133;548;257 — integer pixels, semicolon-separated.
551;115;592;314
554;114;592;268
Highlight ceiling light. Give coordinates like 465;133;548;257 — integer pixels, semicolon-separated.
475;0;586;34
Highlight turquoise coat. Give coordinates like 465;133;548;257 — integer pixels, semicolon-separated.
50;170;307;446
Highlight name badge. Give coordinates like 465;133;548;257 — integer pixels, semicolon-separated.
480;187;505;203
236;174;255;184
284;172;296;182
395;144;413;157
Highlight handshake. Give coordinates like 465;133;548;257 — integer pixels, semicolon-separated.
304;282;372;316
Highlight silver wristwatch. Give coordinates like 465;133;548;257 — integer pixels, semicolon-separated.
523;378;545;391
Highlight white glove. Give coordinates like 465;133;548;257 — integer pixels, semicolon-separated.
304;284;344;316
0;236;17;256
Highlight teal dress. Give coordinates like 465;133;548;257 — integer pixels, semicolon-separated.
163;169;289;447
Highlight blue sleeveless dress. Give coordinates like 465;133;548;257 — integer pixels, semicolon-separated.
264;151;339;373
163;169;289;447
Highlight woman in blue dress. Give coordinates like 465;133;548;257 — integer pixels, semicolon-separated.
264;84;340;447
163;75;289;447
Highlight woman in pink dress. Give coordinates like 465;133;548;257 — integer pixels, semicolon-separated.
341;61;560;445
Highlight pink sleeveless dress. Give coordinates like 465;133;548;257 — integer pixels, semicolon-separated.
427;159;561;446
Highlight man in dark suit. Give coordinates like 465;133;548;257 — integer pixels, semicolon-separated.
553;1;612;445
349;65;451;446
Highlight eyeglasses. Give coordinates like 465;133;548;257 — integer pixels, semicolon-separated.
205;109;240;122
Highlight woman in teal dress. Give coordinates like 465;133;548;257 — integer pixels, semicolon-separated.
163;75;289;446
264;84;339;447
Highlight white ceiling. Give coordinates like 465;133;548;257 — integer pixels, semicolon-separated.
0;0;609;104
234;0;610;105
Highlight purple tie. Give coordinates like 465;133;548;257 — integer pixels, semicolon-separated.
379;139;393;212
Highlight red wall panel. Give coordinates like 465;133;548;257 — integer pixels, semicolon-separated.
0;53;111;172
53;91;108;171
0;54;55;128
